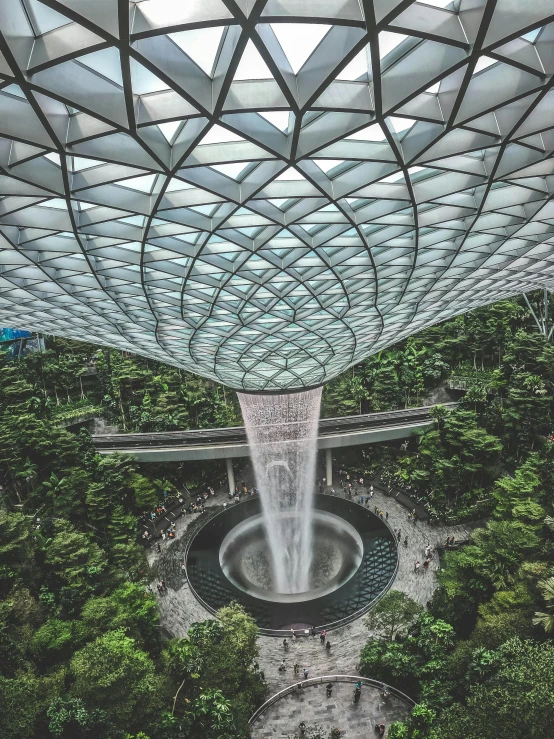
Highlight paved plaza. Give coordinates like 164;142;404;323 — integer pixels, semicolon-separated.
149;474;475;725
251;680;411;738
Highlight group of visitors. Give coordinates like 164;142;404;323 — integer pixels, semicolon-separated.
228;481;257;504
296;681;386;737
414;542;436;574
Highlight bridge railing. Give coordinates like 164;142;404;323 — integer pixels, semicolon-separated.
248;674;415;726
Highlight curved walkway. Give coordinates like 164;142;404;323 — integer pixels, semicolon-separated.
149;481;475;707
250;676;412;738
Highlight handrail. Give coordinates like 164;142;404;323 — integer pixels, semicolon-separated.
92;402;456;446
182;494;400;637
248;674;415;726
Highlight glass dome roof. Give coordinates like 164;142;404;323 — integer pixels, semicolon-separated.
1;1;554;390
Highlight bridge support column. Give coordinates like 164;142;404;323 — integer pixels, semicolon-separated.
325;449;333;487
226;458;235;494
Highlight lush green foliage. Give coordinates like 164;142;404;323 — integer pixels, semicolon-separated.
364;590;423;641
5;293;554;737
0;346;265;739
355;294;554;738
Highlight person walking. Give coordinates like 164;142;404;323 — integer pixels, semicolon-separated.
311;626;316;638
397;529;401;543
294;663;299;675
404;535;408;547
326;640;331;652
303;668;309;679
320;629;326;644
283;638;289;651
292;632;297;644
369;484;373;499
423;558;430;573
156;542;162;553
279;659;286;672
414;560;420;574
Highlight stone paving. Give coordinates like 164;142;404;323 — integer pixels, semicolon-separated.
251;680;411;738
149;476;476;717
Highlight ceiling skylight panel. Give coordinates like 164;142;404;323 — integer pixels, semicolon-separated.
169;27;225;76
271;23;332;73
378;32;408;60
234;41;273;81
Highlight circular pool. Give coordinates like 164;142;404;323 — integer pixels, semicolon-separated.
186;495;397;632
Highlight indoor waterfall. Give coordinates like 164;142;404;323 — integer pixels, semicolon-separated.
238;388;322;594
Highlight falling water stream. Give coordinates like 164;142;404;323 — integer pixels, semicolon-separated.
238;388;322;594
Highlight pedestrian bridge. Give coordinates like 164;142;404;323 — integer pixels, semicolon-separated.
93;403;454;488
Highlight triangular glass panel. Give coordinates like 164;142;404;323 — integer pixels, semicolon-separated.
26;2;72;35
131;59;170;95
388;116;416;133
37;198;67;209
275;168;307;180
522;28;542;43
336;47;371;81
72;157;106;171
258;111;290;131
77;48;123;86
346;124;386;141
158;121;182;143
117;174;157;192
165;178;194;192
200;125;246;145
44;152;61;165
234;40;273;80
169;27;225;76
313;159;345;173
210;162;248;179
378;32;408;60
380;171;405;183
473;56;497;74
271;23;332;73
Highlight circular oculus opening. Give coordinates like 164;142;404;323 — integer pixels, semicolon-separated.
219;510;363;603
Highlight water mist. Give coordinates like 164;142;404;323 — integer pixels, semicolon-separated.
238;388;322;594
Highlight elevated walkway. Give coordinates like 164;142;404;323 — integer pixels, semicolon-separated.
93;403;453;462
93;403;454;490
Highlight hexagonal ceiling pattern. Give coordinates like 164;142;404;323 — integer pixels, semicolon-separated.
1;1;554;390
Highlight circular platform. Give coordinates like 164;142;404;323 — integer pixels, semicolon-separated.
186;496;397;632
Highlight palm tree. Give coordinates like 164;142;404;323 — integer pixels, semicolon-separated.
533;577;554;633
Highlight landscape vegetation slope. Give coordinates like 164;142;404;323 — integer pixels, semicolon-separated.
2;293;554;738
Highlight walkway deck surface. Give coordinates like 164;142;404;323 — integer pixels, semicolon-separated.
251;680;410;738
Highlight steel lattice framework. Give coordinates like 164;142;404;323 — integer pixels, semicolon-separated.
1;1;554;390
